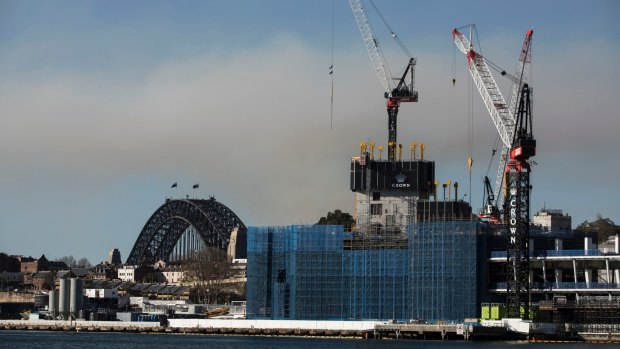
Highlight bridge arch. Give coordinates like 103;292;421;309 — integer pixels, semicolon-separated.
126;198;247;265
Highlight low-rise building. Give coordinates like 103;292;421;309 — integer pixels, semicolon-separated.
85;288;118;299
90;263;118;280
117;265;154;282
161;265;185;285
0;271;23;287
0;253;21;273
31;271;54;290
20;255;68;274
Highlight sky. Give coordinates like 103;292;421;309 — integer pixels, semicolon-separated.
0;0;618;264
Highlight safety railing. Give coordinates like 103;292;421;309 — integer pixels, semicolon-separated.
490;249;619;259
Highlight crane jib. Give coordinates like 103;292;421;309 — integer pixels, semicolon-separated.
350;0;418;162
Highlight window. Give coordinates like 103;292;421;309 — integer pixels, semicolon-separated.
371;204;383;216
372;192;381;201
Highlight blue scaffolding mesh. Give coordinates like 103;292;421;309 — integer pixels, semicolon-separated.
246;225;348;319
247;222;478;322
343;245;409;320
408;221;478;322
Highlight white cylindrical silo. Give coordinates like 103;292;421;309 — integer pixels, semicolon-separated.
59;278;69;319
48;289;58;318
69;278;83;319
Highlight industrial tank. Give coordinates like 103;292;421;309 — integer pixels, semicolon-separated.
69;278;83;319
48;289;58;317
58;278;69;318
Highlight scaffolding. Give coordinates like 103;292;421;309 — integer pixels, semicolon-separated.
247;219;479;322
342;233;409;320
246;225;348;320
408;220;478;322
539;296;620;333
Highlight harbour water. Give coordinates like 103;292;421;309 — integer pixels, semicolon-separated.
0;331;611;349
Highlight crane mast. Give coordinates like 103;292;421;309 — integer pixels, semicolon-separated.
505;83;535;319
349;0;418;162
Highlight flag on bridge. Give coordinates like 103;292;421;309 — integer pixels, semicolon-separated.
193;183;199;189
171;182;177;188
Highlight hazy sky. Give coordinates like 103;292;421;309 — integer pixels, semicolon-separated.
1;0;618;263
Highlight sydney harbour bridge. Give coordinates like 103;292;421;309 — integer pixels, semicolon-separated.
126;198;247;265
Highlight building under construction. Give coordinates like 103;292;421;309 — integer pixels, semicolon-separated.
246;145;620;326
246;144;483;322
245;1;620;329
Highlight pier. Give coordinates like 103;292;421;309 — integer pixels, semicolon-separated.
374;323;525;340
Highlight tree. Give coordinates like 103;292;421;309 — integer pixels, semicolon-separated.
575;216;620;243
76;258;92;268
181;247;232;304
317;209;355;231
143;272;161;283
55;255;76;267
55;256;91;268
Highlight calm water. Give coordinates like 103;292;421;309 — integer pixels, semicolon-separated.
0;331;611;349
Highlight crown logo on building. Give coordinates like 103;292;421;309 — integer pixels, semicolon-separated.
510;188;517;196
395;173;407;183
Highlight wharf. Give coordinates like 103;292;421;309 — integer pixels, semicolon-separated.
2;319;617;342
0;319;162;333
0;319;376;338
374;323;526;340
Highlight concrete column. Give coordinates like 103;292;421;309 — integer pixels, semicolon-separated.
529;238;535;254
555;269;563;284
606;259;611;284
555;238;563;251
615;235;620;254
615;269;620;285
573;260;578;283
542;260;547;283
529;270;534;284
585;269;592;285
584;237;594;255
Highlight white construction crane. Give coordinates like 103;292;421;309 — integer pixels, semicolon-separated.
452;25;533;209
349;0;418;162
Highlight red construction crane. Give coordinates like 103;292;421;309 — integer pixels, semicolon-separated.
453;26;533;210
453;25;535;319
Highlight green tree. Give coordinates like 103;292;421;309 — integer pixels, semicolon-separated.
317;209;355;231
575;215;620;243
